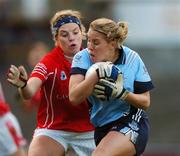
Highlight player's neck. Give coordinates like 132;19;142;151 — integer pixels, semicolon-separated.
64;54;73;62
111;51;120;63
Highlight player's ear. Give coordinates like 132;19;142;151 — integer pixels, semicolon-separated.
109;40;116;50
82;32;87;40
54;33;58;46
110;40;117;47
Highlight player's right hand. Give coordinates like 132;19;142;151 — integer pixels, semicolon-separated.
95;61;113;79
7;65;28;88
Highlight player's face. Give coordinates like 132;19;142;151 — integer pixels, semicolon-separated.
87;28;115;63
56;23;82;57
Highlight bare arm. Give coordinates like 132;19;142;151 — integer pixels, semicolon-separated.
18;77;42;99
69;72;98;105
93;73;151;111
125;91;150;111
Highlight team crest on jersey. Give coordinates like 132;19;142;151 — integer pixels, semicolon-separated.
60;71;67;80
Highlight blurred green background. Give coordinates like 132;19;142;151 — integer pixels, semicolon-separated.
0;0;180;155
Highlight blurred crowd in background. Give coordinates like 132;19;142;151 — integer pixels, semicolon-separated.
0;0;180;155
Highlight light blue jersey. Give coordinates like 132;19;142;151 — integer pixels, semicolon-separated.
71;46;154;127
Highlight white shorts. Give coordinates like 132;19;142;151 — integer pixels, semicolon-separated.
0;112;27;156
34;128;95;156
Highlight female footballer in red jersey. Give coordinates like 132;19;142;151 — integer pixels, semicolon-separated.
7;10;95;156
0;81;27;156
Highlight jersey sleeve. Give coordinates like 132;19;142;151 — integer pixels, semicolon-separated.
135;54;151;82
70;49;91;76
134;54;154;93
30;60;48;83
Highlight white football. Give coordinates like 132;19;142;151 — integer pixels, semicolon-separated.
85;62;100;79
85;62;119;82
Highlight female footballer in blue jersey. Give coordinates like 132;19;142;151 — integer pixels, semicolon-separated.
69;18;154;156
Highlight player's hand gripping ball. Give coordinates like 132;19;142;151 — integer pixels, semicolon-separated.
85;62;127;100
85;61;120;82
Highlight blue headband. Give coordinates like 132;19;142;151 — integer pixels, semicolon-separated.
53;16;81;29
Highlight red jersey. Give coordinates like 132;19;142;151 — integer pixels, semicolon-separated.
0;82;10;116
30;47;94;132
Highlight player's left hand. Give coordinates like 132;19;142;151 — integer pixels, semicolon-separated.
93;82;107;100
93;72;129;100
7;65;28;88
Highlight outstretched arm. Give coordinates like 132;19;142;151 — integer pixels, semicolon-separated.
18;77;42;99
7;65;42;99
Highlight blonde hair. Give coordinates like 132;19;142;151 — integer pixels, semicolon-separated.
50;9;85;41
89;18;128;47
